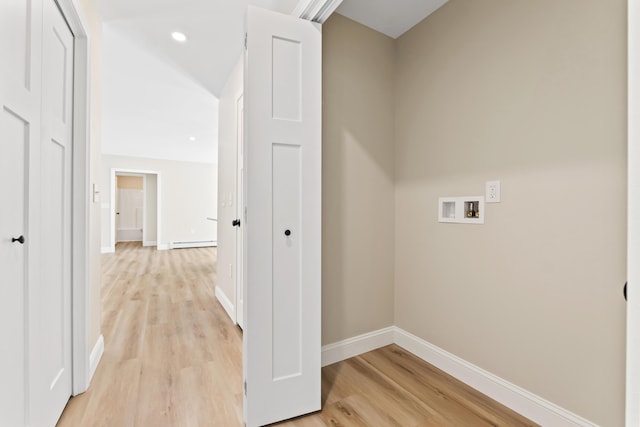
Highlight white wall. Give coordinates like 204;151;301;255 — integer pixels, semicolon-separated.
102;23;218;163
216;57;244;320
102;155;218;251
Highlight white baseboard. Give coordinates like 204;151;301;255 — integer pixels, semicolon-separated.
89;334;104;383
101;246;115;254
157;243;170;251
143;240;157;247
215;286;236;324
321;327;395;367
320;326;598;426
393;328;598;427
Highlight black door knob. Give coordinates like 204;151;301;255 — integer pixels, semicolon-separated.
12;235;25;244
232;219;241;227
284;229;291;236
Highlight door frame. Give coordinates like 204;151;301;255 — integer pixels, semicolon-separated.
109;168;161;251
235;93;244;328
628;0;640;423
52;0;91;396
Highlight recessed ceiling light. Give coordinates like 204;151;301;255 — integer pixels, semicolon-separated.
189;136;196;141
172;32;187;42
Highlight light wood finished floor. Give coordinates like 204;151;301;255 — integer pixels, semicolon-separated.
57;242;536;427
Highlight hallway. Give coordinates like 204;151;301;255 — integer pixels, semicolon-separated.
57;243;243;426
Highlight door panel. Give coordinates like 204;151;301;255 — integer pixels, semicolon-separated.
272;37;301;121
0;108;29;427
0;0;42;425
0;0;34;92
272;143;302;379
30;0;74;424
244;6;322;427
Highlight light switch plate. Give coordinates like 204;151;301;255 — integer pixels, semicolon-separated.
486;181;501;203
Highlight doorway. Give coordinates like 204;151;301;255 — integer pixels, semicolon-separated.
115;175;144;243
109;169;160;252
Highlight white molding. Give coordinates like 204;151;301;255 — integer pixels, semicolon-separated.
215;286;236;323
321;327;395;367
101;246;115;254
143;241;157;247
292;0;343;23
394;328;599;427
320;326;599;425
88;335;104;383
157;243;170;251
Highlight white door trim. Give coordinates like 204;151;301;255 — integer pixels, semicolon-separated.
52;0;91;396
110;168;161;251
628;0;640;423
235;92;244;328
292;0;343;23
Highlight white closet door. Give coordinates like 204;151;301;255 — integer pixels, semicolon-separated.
243;6;322;427
0;0;43;425
30;0;74;424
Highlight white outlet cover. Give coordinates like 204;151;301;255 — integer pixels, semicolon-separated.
486;181;501;203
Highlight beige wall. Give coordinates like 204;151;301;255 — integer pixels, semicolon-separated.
117;175;143;190
322;14;396;344
393;0;626;425
76;0;103;356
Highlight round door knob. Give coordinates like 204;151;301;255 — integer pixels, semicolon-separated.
284;229;291;236
12;235;25;244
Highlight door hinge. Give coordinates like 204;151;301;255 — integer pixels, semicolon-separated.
244;380;247;395
244;33;248;50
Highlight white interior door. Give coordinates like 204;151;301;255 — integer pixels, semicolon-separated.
0;0;73;425
115;184;121;241
236;94;245;329
30;0;74;424
117;186;144;242
243;6;322;426
0;1;43;424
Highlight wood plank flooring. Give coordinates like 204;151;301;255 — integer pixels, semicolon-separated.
57;242;536;427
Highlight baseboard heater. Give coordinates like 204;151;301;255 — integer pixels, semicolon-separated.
169;240;217;249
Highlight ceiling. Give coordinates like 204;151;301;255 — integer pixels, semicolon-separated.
96;0;449;97
97;0;448;164
337;0;448;39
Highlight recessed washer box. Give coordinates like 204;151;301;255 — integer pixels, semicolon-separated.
438;196;485;224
